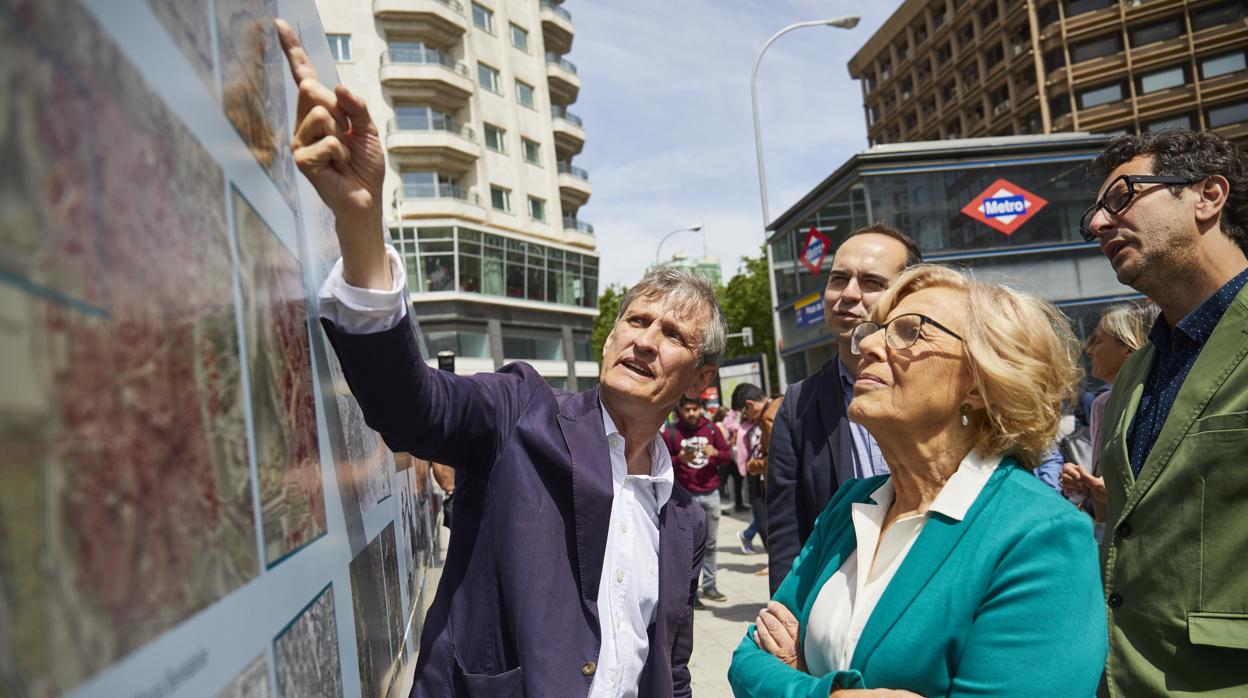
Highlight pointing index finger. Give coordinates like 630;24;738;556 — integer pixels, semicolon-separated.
276;18;319;87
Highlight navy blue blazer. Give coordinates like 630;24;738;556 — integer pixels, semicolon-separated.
765;359;855;594
322;317;707;697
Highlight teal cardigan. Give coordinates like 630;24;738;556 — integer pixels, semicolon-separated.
728;459;1107;697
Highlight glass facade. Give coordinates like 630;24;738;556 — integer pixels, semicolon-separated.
391;224;598;308
767;138;1138;384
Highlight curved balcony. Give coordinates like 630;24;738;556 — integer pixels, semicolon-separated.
540;0;574;54
562;217;594;234
397;187;486;221
379;50;474;111
545;53;581;105
557;161;591;208
550;106;585;156
385;118;479;170
372;0;467;45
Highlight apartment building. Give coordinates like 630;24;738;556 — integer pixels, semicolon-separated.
848;0;1248;147
316;0;599;389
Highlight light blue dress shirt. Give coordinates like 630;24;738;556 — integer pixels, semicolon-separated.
837;359;889;479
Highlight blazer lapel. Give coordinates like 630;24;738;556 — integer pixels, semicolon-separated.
556;388;615;617
1121;295;1248;518
850;463;1011;668
657;500;693;650
1103;348;1153;497
815;363;856;491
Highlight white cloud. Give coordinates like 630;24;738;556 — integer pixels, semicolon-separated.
569;0;900;287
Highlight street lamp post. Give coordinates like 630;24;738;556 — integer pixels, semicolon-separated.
750;15;860;391
654;224;704;266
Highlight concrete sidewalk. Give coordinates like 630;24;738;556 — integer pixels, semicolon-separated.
689;506;771;696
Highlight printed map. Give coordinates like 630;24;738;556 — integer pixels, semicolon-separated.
233;189;326;565
274;585;343;698
0;0;258;694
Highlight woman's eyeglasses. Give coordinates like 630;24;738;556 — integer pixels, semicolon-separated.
1078;174;1201;242
850;313;964;356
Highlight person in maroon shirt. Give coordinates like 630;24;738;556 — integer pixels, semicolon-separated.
665;396;731;606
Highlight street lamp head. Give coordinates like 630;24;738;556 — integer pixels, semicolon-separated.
690;224;703;232
825;15;860;29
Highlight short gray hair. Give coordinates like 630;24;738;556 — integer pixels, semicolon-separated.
615;266;727;367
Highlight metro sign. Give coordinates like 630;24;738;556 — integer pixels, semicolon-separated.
961;178;1048;236
800;227;831;274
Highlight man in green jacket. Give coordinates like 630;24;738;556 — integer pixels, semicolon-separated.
1082;129;1248;696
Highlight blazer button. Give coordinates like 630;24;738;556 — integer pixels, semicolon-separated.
581;661;597;676
1117;521;1133;538
1108;592;1124;608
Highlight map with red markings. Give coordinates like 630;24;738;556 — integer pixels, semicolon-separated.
233;189;327;565
0;0;259;694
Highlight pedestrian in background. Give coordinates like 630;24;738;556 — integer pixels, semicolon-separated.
1082;128;1248;696
730;265;1105;697
1060;301;1157;535
666;396;731;607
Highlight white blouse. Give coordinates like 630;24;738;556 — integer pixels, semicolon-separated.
803;450;1001;676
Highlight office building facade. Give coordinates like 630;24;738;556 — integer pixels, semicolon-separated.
316;0;599;389
767;133;1142;384
848;0;1248;147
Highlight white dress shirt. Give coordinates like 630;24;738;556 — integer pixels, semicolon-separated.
804;450;1000;676
318;246;671;696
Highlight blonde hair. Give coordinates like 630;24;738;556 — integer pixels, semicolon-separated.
867;265;1082;469
1097;302;1158;351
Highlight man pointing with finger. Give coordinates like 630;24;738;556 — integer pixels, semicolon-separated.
275;20;719;697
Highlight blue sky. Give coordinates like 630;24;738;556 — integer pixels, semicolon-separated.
570;1;901;287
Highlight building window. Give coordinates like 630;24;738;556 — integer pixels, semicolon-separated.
484;123;505;152
400;171;462;199
1069;33;1122;63
388;41;448;66
1207;100;1248;129
472;2;494;33
936;41;952;66
1145;113;1193;132
522;137;541;165
478;62;500;93
447;229;596;307
1137;65;1187;94
1064;0;1112;17
516;80;536;108
1129;17;1183;47
503;334;564;360
979;2;1000;28
1078;82;1124;109
1050;92;1072;117
510;23;529;52
961;62;979;88
1201;50;1248;80
1044;48;1066;72
528;196;546;222
984;42;1005;72
941;81;957;105
395;106;456;132
490;185;511;212
327;34;351;62
1192;2;1245;32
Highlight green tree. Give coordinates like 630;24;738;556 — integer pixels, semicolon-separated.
717;245;778;393
591;283;626;363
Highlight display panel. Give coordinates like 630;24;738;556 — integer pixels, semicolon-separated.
0;0;440;695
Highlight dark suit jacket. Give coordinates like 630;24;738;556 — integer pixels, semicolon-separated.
322;317;707;697
765;359;855;594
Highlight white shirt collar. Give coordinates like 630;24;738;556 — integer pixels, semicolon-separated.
599;399;675;508
864;449;1001;522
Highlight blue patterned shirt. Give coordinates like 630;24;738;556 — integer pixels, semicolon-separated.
838;359;890;479
1127;267;1248;476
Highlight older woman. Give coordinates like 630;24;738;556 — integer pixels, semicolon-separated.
728;266;1107;697
1060;302;1157;513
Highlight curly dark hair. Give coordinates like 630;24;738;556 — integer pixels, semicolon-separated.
1089;128;1248;255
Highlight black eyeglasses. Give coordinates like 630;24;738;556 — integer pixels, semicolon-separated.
850;313;964;356
1078;174;1201;242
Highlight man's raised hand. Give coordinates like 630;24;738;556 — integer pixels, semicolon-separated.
277;18;391;290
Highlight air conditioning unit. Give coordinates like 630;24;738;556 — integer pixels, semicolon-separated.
993;101;1010;116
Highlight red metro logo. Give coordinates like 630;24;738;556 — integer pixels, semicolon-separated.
960;178;1048;236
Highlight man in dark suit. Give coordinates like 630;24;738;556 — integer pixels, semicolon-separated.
766;224;921;593
278;23;721;697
